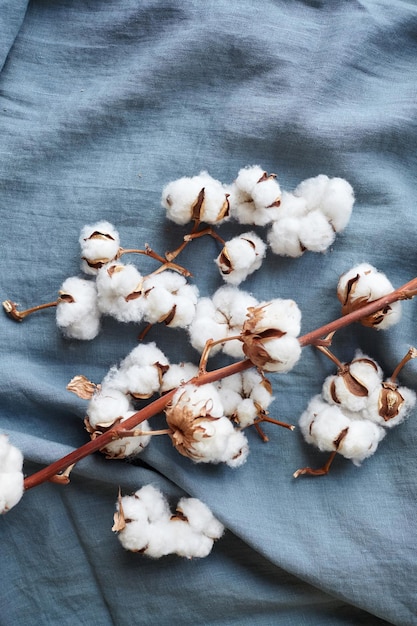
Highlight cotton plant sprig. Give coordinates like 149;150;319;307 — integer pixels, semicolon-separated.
13;270;417;499
294;345;417;477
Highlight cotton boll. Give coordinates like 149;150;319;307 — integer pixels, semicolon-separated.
216;232;267;285
267;216;305;257
242;369;274;409
95;262;146;323
298;210;336;253
0;435;24;514
251;334;302;372
318;177;355;232
120;342;169;370
134;485;172;523
229;166;281;226
56;277;101;340
160;362;199;393
143;272;199;328
294;174;329;209
363;384;416;428
177;498;224;539
277;191;309;219
101;413;152;459
190;416;249;466
300;399;352;453
235;398;258;427
222;429;249;467
86;386;133;428
161;172;229;225
216;373;244;416
188;298;227;355
79;221;120;274
337;263;401;330
212;285;258;330
337;420;385;466
247;299;301;336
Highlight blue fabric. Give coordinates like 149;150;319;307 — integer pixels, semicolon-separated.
1;1;416;624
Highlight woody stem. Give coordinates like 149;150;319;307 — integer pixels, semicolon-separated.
2;299;58;321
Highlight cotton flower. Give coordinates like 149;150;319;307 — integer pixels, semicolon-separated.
95;262;147;323
294;175;355;233
165;384;249;467
0;434;24;514
113;485;224;558
337;263;401;329
142;271;199;329
85;386;152;458
102;342;169;399
215;231;267;285
299;395;385;466
56;276;101;340
188;286;258;358
241;299;302;372
79;221;120;274
160;362;200;394
228;165;281;226
161;171;230;225
321;351;383;413
363;381;416;428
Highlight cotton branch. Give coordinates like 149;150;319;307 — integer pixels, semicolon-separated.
22;276;417;492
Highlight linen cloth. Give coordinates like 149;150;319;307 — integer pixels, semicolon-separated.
1;1;416;624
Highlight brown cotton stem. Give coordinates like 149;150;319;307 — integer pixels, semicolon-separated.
390;347;417;383
2;299;58;322
23;276;417;492
119;246;191;277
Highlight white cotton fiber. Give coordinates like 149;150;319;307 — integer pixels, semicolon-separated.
56;276;101;340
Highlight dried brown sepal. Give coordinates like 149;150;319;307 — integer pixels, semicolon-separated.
112;489;126;533
49;463;76;485
67;375;99;400
191;187;206;222
58;291;75;304
217;195;230;221
165;395;219;461
217;247;233;275
378;382;404;421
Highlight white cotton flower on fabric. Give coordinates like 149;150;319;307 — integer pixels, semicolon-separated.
165;384;249;467
267;216;305;258
363;383;416;429
161;171;230;225
229;165;281;226
215;231;267;285
242;299;302;372
160;362;199;393
299;395;385;466
95;262;147;323
0;434;24;514
297;210;336;252
337;263;401;330
114;485;224;558
322;351;383;413
294;175;355;233
103;342;169;399
142;271;199;329
79;221;120;275
100;411;152;459
56;276;101;340
188;286;258;358
86;386;133;429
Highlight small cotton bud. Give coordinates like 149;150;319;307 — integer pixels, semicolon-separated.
79;221;120;274
215;231;266;285
337;263;401;329
56;276;101;340
161;172;229;225
0;434;24;514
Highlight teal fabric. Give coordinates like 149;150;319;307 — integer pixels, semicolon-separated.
1;1;416;624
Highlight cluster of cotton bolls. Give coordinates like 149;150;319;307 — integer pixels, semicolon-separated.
216;369;274;428
337;262;402;330
0;434;24;514
83;342;170;459
161;166;354;286
55;220;199;340
296;350;416;473
113;484;224;558
189;285;302;373
165;383;250;467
